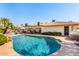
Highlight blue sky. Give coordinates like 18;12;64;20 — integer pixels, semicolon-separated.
0;3;79;25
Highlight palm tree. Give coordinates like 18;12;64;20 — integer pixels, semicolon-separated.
37;22;40;26
0;18;10;27
8;23;14;29
0;18;14;34
25;23;28;26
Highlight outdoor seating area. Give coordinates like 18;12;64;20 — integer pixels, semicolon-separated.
13;26;41;34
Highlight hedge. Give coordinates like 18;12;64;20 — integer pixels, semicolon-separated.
42;32;62;36
0;34;7;45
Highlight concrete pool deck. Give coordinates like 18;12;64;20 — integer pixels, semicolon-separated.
0;35;79;56
0;42;20;56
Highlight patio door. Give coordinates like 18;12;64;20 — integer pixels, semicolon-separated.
64;26;69;36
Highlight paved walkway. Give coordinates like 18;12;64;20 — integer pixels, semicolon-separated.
0;42;19;56
52;42;79;56
51;36;79;56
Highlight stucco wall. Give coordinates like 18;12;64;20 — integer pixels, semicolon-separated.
41;26;64;35
41;25;79;35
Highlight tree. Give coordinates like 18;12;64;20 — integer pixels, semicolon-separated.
21;24;24;26
69;20;73;22
8;23;14;29
37;22;40;26
0;18;10;27
0;18;14;34
52;20;56;22
25;23;28;26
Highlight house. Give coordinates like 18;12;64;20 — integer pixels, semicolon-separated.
25;21;79;36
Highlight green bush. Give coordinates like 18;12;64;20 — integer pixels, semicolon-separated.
0;26;4;33
42;32;62;36
0;34;7;45
0;29;4;33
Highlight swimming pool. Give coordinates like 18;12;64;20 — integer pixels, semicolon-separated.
12;34;61;56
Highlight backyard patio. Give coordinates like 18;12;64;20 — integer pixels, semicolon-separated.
0;36;79;56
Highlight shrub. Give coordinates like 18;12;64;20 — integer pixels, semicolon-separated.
0;29;4;33
0;26;4;33
0;34;7;45
42;32;62;36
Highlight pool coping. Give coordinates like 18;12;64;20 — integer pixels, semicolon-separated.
12;34;62;56
12;34;74;43
12;34;56;37
12;34;76;56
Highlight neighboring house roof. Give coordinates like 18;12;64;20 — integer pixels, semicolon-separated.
40;22;79;26
25;22;79;28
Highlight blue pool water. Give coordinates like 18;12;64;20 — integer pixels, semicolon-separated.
12;35;61;56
